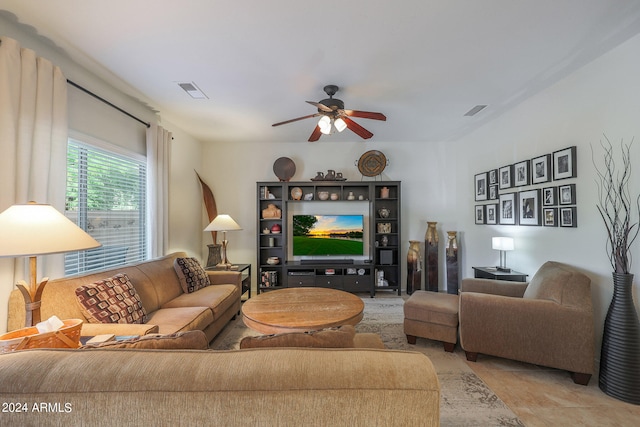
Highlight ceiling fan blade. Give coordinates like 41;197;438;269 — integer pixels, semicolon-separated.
308;125;322;142
306;101;333;112
343;110;387;121
342;116;373;140
272;113;320;127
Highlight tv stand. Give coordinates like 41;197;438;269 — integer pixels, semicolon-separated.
257;181;401;297
301;259;355;265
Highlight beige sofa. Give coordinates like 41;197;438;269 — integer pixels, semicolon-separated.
0;347;440;426
7;252;241;343
459;261;594;385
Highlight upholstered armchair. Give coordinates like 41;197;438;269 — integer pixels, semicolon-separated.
459;261;594;385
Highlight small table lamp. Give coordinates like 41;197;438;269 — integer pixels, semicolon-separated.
204;214;242;269
492;237;514;272
0;202;101;326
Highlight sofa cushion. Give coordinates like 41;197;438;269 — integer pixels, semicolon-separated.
174;257;210;293
162;284;239;319
239;325;356;349
80;330;208;350
75;273;148;324
144;306;214;335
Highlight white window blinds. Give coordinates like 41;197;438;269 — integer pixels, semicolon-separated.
64;139;147;275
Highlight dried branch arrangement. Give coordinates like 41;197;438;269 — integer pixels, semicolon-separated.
592;135;640;274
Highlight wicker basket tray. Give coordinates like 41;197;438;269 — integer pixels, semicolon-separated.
0;319;83;353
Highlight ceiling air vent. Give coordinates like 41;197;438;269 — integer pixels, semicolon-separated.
178;82;208;99
464;105;487;117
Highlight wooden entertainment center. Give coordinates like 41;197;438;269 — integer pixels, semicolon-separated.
257;181;401;296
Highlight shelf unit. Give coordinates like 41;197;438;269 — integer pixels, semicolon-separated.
256;181;401;296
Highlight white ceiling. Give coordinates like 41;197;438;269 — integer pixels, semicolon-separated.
3;1;640;144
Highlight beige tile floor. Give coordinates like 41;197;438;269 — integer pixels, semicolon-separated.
460;351;640;426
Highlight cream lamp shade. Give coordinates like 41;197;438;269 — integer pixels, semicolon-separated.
0;202;101;326
492;237;514;271
204;214;242;268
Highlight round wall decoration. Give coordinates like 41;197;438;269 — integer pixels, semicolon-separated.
273;157;296;181
357;150;387;177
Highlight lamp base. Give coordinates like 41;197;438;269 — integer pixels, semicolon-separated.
16;278;49;327
496;266;512;273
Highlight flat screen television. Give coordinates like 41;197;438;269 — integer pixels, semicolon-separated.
292;214;364;257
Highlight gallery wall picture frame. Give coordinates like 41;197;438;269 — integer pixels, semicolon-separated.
488;169;498;185
488;184;498;200
486;203;498;225
560;207;577;227
475;205;485;224
499;192;518;225
518;189;541;226
543;207;558;227
559;183;576;205
475;172;488;201
542;186;557;206
499;165;513;190
531;153;552;184
553;146;577;180
513;160;530;187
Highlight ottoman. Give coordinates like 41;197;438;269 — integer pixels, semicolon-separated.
403;290;459;352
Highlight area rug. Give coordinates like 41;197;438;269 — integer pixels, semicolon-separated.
211;295;524;427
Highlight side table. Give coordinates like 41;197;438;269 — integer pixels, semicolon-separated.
472;266;527;282
208;263;251;300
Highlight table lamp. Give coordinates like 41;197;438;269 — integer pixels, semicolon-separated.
0;202;101;326
492;237;514;272
204;214;242;269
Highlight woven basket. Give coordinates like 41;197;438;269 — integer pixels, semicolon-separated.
0;319;83;353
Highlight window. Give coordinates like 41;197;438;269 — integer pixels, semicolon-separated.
64;138;147;275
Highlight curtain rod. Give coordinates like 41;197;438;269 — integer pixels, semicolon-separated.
67;79;151;128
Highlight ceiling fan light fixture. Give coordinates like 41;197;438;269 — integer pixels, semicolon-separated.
318;116;332;134
334;117;347;132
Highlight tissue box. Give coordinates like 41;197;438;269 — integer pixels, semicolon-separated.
0;319;83;353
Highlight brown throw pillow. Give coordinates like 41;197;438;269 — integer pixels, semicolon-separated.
174;257;210;293
80;331;208;350
75;273;148;324
239;325;356;349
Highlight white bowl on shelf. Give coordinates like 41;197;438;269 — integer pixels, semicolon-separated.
266;257;280;265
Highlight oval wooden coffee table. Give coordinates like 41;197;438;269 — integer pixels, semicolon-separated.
241;287;364;334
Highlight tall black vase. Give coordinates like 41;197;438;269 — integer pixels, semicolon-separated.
599;272;640;405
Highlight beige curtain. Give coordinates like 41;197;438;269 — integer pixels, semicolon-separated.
146;124;172;258
0;37;68;332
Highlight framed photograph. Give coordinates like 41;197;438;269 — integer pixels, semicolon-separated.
559;184;576;205
486;204;498;225
531;154;552;184
553;146;577;180
475;205;485;224
499;192;517;225
499;165;513;190
560;207;577;227
518;189;541;226
488;184;499;200
513;160;530;187
543;208;558;227
542;186;557;206
475;172;488;201
488;169;498;185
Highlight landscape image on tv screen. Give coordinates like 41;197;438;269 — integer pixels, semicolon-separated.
292;215;364;256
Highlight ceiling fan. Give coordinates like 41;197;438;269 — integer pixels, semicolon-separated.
272;85;386;142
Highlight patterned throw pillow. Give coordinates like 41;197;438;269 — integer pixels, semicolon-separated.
75;273;148;324
174;257;210;293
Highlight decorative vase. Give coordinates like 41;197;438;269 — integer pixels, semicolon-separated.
599;272;640;405
445;231;459;295
407;241;422;295
380;186;389;199
425;221;439;292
